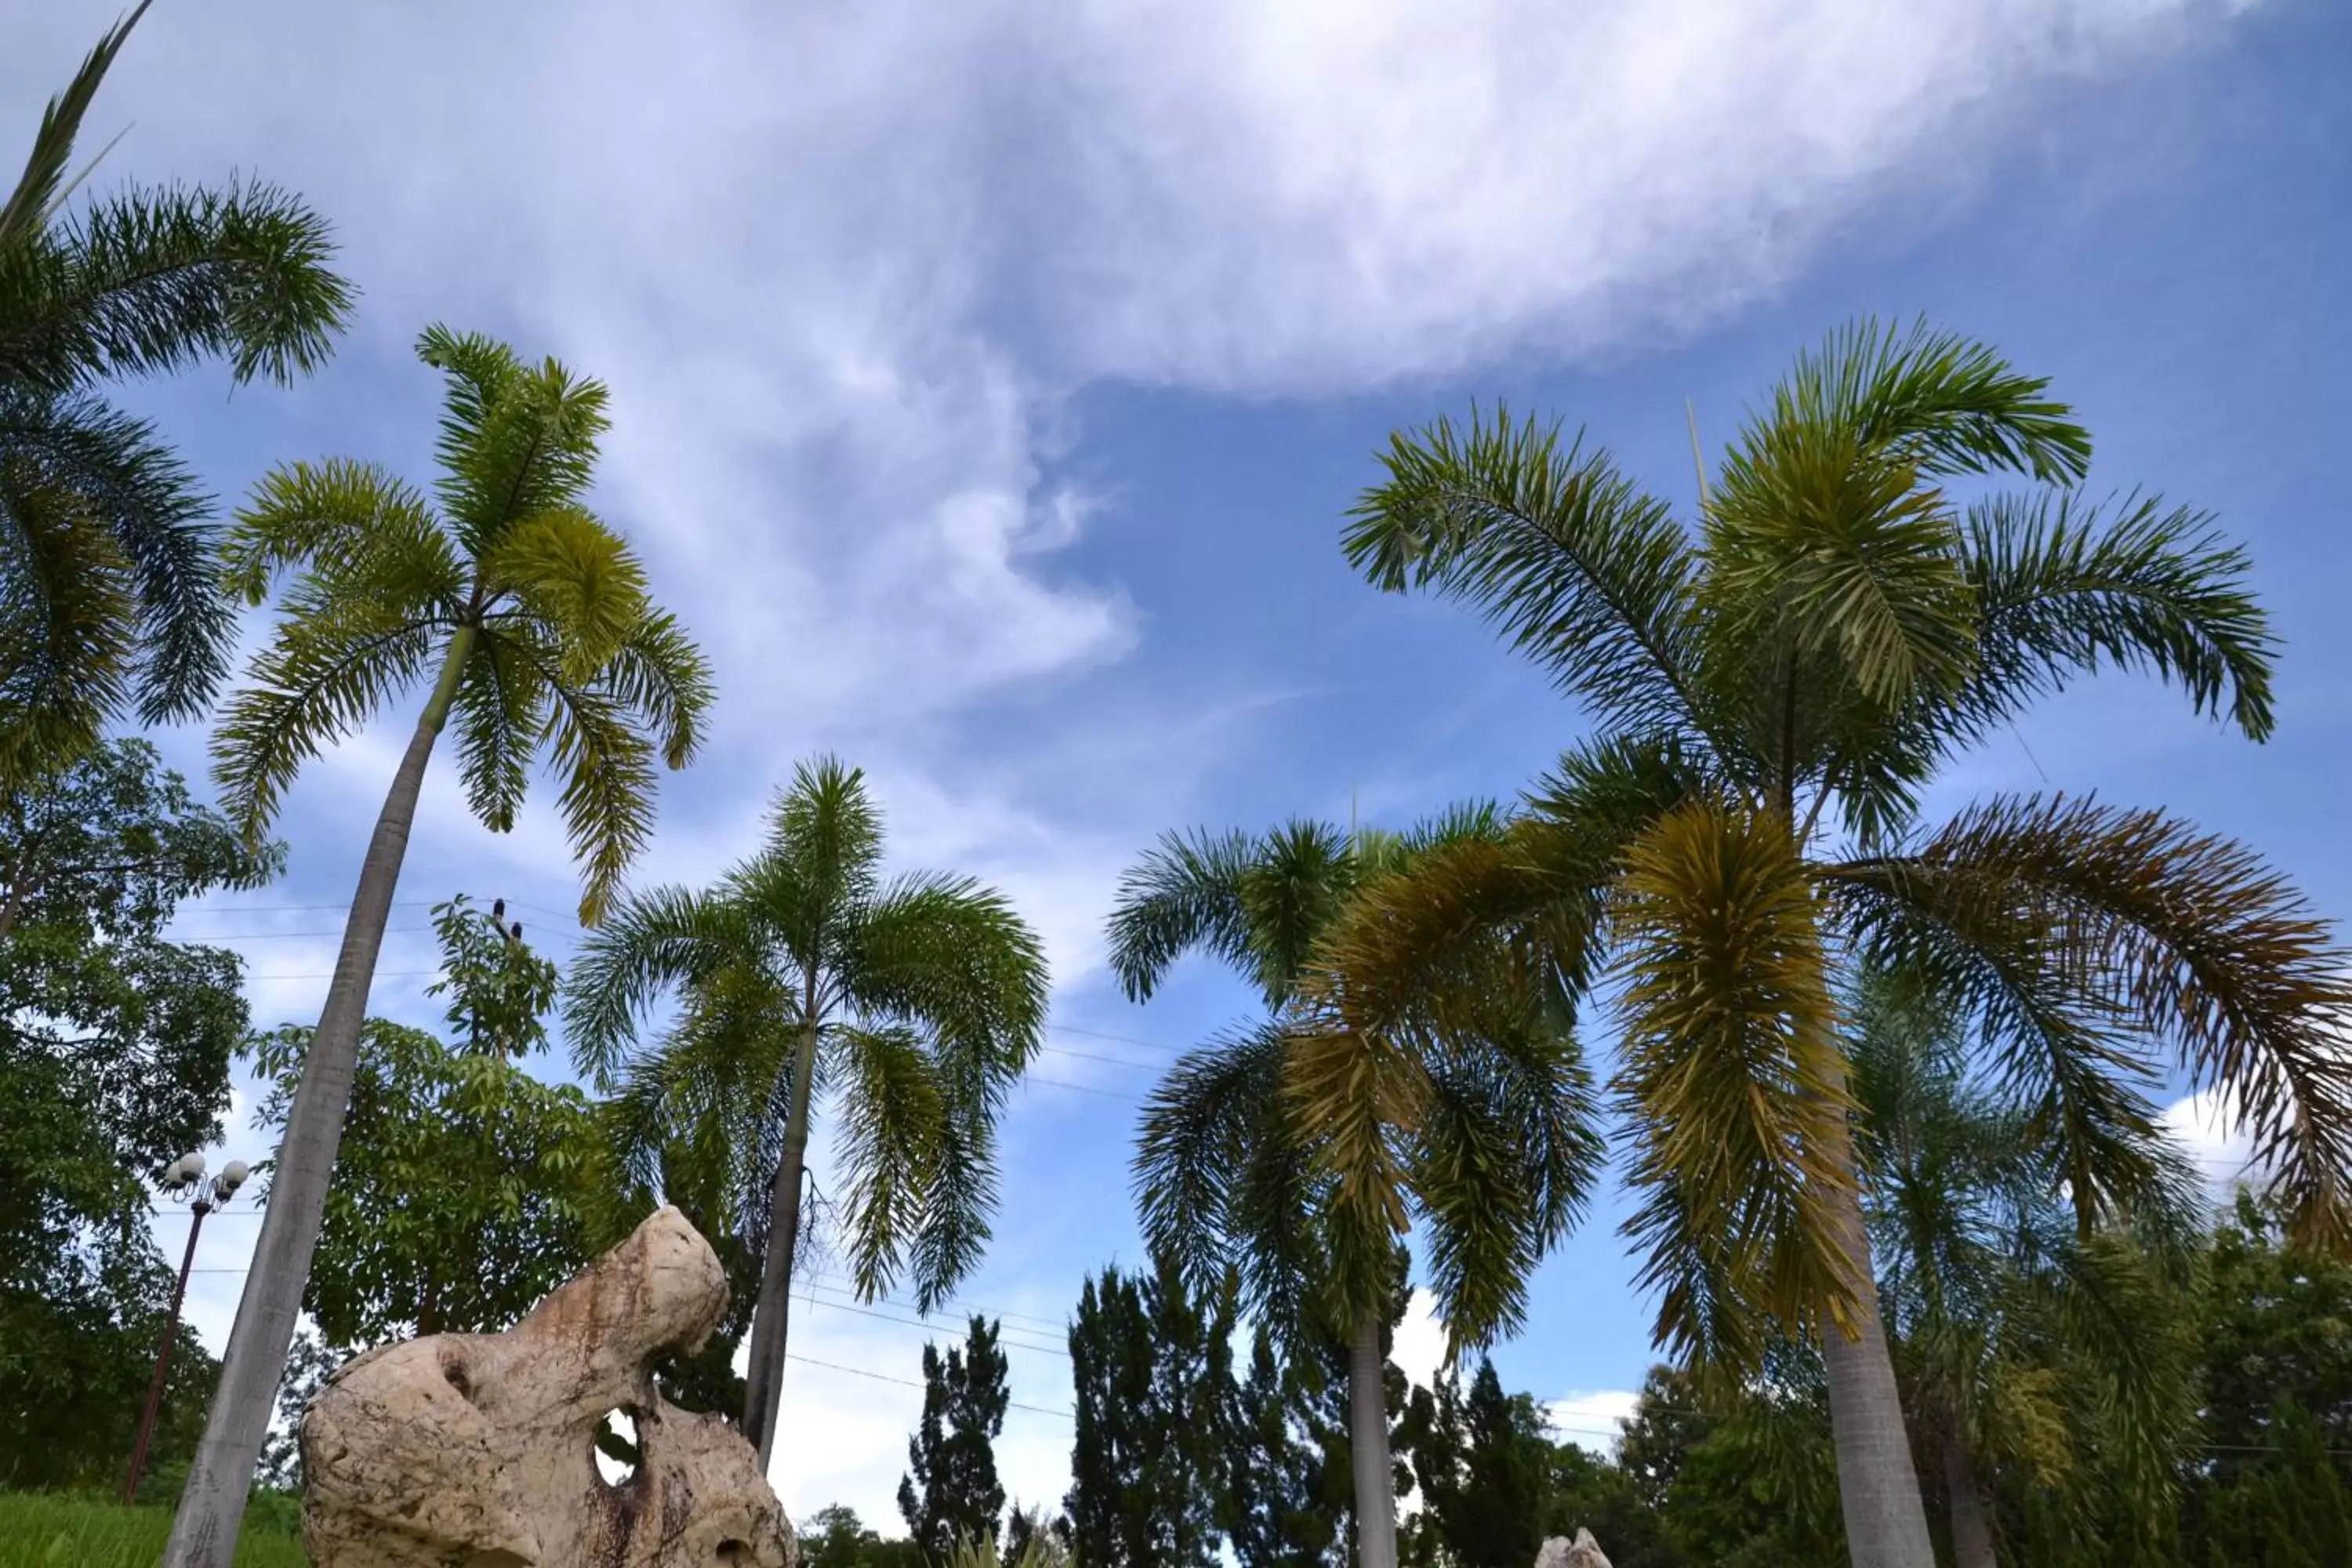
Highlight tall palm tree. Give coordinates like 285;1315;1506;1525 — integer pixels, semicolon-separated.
166;328;712;1568
1849;970;2202;1567
565;756;1048;1465
2;1;351;792
1321;319;2352;1567
1116;813;1602;1568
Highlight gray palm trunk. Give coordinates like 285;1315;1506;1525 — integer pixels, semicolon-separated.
1817;1115;1938;1568
1942;1436;1998;1568
165;629;475;1568
739;1015;820;1464
1347;1308;1399;1568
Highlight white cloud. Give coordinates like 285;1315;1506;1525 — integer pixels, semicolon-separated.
1391;1288;1450;1395
1546;1390;1642;1458
2162;1083;2275;1210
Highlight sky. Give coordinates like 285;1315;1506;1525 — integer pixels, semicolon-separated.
8;0;2350;1536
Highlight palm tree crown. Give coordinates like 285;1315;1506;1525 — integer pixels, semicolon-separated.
567;755;1048;1459
2;2;352;788
213;325;710;920
1325;318;2352;1566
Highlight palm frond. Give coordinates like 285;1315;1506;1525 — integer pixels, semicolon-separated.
841;871;1048;1083
1238;819;1356;1004
1947;488;2275;744
0;459;134;782
732;753;885;963
1105;825;1256;1003
1343;405;1707;739
479;504;650;677
222;457;459;608
604;608;712;770
1282;1019;1417;1321
0;0;150;252
5;180;351;394
416;325;606;548
1610;797;1859;1369
1133;1026;1294;1304
449;626;546;834
499;619;657;925
207;602;441;837
833;1024;949;1304
1826;793;2352;1252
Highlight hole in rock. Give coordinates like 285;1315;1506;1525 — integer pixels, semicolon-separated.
715;1540;751;1564
440;1350;474;1403
593;1407;641;1486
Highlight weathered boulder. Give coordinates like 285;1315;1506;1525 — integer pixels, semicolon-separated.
1534;1528;1613;1568
300;1206;793;1568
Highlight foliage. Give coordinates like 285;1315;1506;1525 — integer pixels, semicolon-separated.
254;1327;340;1494
1398;1358;1553;1568
1121;811;1602;1357
1223;1325;1347;1568
0;1493;305;1568
0;740;270;1492
212;325;713;924
798;1504;924;1568
899;1316;1013;1562
1063;1257;1234;1567
568;756;1046;1449
0;2;352;790
245;899;599;1345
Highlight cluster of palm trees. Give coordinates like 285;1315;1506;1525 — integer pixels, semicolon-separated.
9;13;2349;1568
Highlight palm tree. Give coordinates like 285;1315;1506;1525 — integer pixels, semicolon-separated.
2;1;351;792
1322;319;2352;1567
1849;970;2202;1567
1116;813;1602;1568
565;756;1048;1465
165;328;712;1568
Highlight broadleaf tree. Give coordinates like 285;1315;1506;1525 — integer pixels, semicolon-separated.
168;328;713;1568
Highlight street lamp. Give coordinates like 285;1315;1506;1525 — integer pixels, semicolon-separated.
122;1152;250;1504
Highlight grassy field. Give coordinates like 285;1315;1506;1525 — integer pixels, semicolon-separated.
0;1494;307;1568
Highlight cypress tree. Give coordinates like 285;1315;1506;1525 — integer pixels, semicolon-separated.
898;1316;1011;1560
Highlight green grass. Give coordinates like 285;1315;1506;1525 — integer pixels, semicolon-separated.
0;1494;308;1568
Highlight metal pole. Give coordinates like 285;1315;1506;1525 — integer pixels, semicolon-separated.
124;1195;210;1504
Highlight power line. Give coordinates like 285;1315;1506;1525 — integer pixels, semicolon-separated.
786;1352;1073;1422
798;1294;1069;1359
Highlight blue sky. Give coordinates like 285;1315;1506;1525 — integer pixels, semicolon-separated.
9;0;2348;1531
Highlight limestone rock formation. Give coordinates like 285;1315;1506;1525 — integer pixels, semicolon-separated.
300;1206;793;1568
1534;1528;1613;1568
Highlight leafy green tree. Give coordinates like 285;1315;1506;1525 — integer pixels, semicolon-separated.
1328;318;2350;1566
171;328;713;1568
1065;1257;1236;1566
1119;812;1602;1568
246;897;597;1345
1541;1442;1671;1568
799;1504;926;1568
568;756;1047;1463
0;739;269;1491
899;1315;1013;1562
1225;1325;1346;1568
1399;1359;1552;1568
0;2;350;793
2198;1403;2352;1568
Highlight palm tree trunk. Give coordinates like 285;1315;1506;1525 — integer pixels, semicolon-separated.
1347;1308;1399;1568
165;628;474;1568
1817;1108;1938;1568
740;1018;820;1465
1942;1433;1998;1568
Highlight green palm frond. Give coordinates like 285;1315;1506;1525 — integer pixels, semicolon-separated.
1105;825;1256;1002
5;181;352;393
222;457;459;608
734;754;885;960
1344;405;1707;740
1737;317;2092;487
416;325;606;548
1611;797;1859;1369
834;1024;950;1304
604;609;711;769
0;0;148;252
480;503;650;677
906;1056;1001;1313
1134;1025;1295;1301
0;461;134;779
1949;488;2274;744
1827;793;2352;1250
845;872;1048;1079
209;595;441;837
1282;1019;1417;1314
564;885;759;1083
1239;819;1356;1004
449;627;546;833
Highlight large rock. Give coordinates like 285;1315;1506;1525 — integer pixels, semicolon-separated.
1534;1529;1613;1568
300;1206;793;1568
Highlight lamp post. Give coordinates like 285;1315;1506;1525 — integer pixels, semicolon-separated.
122;1152;249;1505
